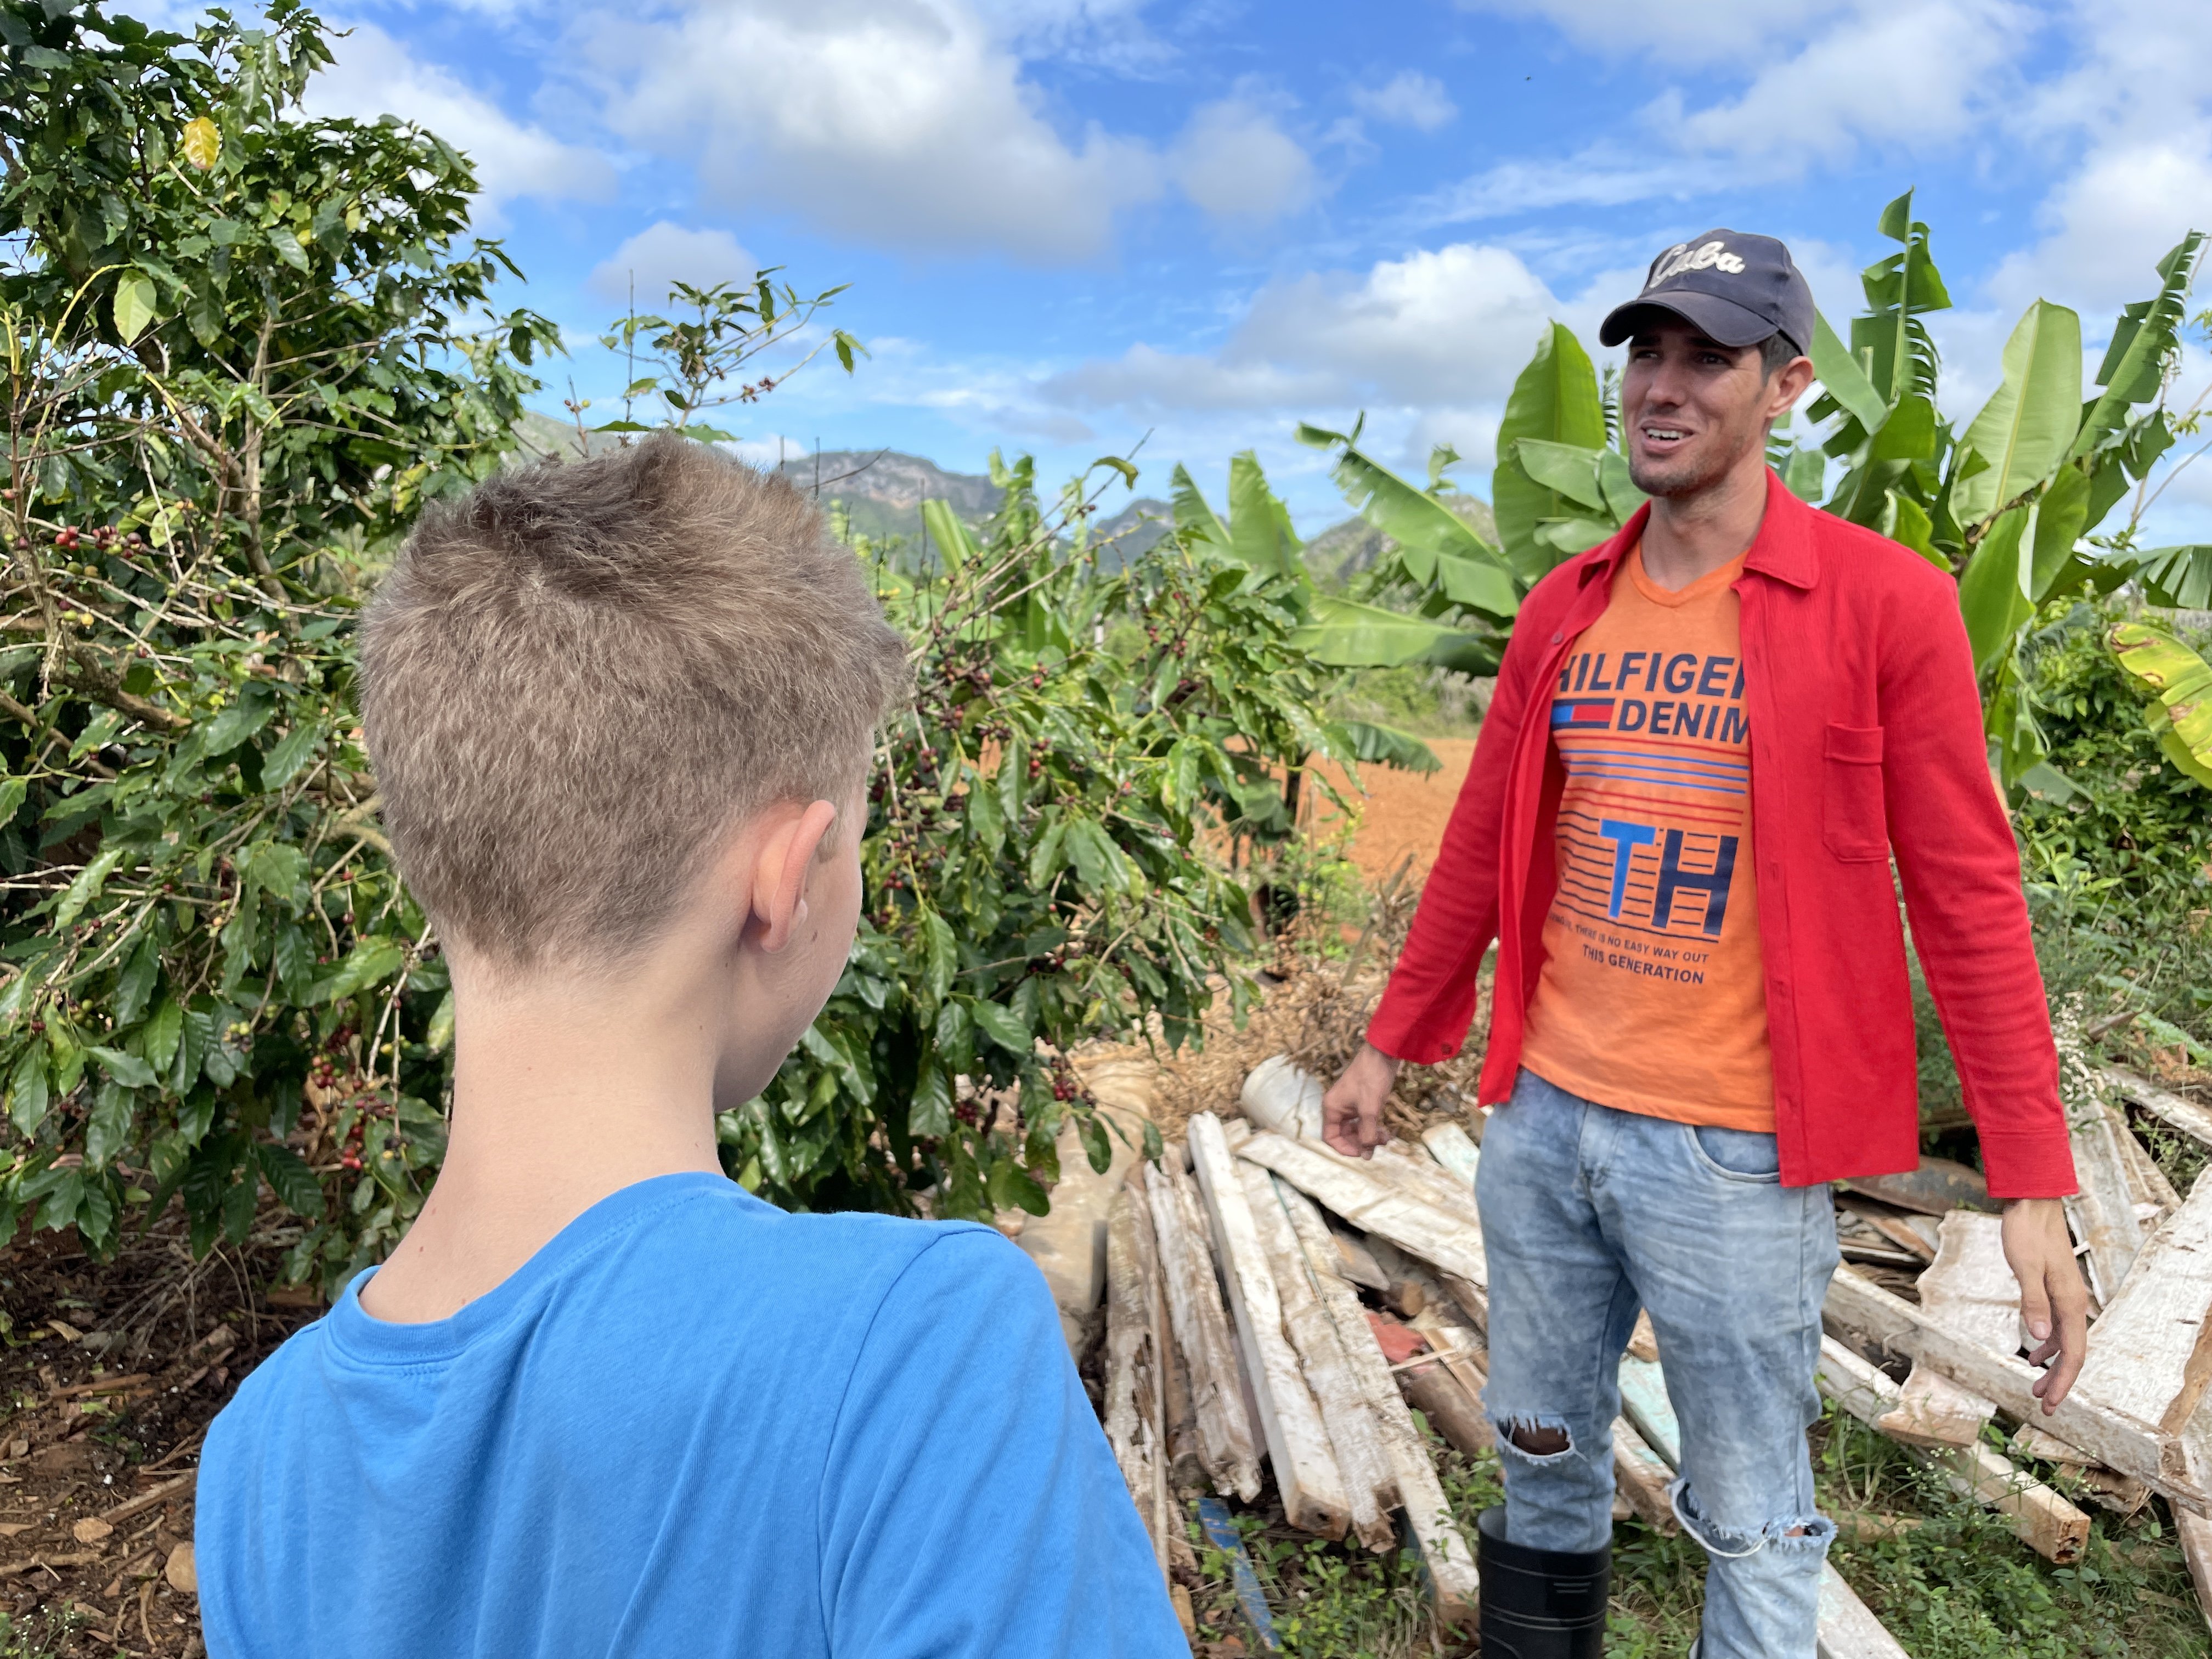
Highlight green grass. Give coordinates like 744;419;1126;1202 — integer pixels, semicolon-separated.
0;1608;85;1659
1184;1408;2209;1657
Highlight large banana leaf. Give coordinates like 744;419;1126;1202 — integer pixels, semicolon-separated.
2076;233;2207;459
1809;309;1888;437
1493;323;1606;584
1513;438;1610;514
1983;650;2049;785
1956;504;2035;672
1869;394;1938;462
2027;464;2091;600
1340;719;1441;775
1226;450;1303;580
1950;300;2082;528
2109;621;2212;788
1853;189;1951;407
2134;544;2212;610
1170;462;1231;549
1295;423;1519;619
1292;596;1500;675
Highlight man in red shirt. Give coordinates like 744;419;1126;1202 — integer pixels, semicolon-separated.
1322;231;2085;1659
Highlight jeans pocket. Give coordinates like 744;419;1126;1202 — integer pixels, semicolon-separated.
1822;723;1887;861
1686;1123;1782;1183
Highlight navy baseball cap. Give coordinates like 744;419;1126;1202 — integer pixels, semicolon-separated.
1599;230;1815;356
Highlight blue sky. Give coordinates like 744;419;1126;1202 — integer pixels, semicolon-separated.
306;0;2212;538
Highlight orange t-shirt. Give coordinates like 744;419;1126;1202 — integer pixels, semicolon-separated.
1519;545;1774;1131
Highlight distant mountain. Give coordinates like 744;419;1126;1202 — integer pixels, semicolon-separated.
512;419;1217;573
766;448;1000;542
1305;494;1499;588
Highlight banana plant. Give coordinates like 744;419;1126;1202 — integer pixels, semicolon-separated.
1804;200;2207;791
1166;453;1446;772
2110;623;2212;788
1457;191;2210;795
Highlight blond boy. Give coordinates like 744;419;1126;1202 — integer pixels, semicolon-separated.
198;436;1184;1658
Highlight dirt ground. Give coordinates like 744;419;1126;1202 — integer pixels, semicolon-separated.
1312;738;1474;885
0;1226;313;1656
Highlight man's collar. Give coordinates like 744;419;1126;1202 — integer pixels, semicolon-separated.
1572;469;1819;592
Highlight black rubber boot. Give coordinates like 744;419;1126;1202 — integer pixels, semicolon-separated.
1475;1505;1609;1658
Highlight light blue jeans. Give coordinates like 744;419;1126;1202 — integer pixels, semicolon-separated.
1475;1069;1841;1659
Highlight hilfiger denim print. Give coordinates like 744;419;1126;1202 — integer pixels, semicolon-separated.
1520;545;1775;1132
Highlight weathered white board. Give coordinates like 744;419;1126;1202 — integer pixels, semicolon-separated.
1187;1113;1350;1537
1877;1211;2015;1450
1819;1336;2088;1564
1144;1158;1262;1500
1237;1131;1487;1288
1825;1265;2206;1512
1273;1178;1479;1618
1241;1161;1398;1550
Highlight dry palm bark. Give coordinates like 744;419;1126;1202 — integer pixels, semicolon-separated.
1372;1140;1485;1228
1187;1113;1351;1538
2060;1014;2152;1304
1103;1187;1170;1572
1611;1418;1679;1534
2008;1423;2151;1517
2068;1168;2212;1511
2103;1066;2212;1150
1235;1132;1488;1291
2176;1505;2212;1640
1419;1120;1482;1190
1142;1159;1262;1500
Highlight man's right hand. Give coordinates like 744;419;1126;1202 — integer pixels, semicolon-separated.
1323;1042;1402;1158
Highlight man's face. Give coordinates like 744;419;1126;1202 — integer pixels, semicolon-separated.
1621;319;1802;499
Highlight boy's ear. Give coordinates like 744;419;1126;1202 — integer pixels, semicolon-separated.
752;799;840;953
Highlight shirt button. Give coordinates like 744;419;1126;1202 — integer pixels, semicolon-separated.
1551;631;1562;643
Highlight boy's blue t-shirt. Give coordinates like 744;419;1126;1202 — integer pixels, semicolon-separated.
198;1173;1184;1658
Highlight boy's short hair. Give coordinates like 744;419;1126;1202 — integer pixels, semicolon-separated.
361;432;910;969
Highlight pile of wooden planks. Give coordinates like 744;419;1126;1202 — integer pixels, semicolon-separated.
1099;1107;1495;1626
1098;1052;2212;1646
1820;1058;2212;1637
1101;1094;1917;1650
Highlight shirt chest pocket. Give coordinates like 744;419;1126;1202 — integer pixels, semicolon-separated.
1822;724;1888;861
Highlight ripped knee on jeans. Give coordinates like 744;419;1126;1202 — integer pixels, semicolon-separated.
1669;1477;1836;1560
1496;1415;1574;1459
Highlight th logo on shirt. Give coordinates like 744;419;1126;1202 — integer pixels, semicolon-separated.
1549;648;1748;948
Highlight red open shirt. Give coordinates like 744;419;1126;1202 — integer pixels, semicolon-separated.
1365;473;2076;1198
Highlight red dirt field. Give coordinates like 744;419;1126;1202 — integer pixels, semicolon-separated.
1312;738;1475;885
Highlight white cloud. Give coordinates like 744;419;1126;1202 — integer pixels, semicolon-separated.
1988;138;2212;318
1170;98;1317;225
1454;0;1856;65
1047;241;1564;415
308;22;615;214
588;0;1161;263
1661;1;2020;165
1978;0;2212;321
967;0;1167;70
1047;344;1342;413
1418;153;1716;224
1426;0;2025;223
588;223;757;305
1348;71;1457;133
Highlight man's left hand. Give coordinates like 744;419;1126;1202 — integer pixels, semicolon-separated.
2002;1197;2091;1412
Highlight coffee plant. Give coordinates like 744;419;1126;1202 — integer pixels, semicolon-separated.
0;1;1363;1280
732;462;1356;1217
0;0;559;1284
